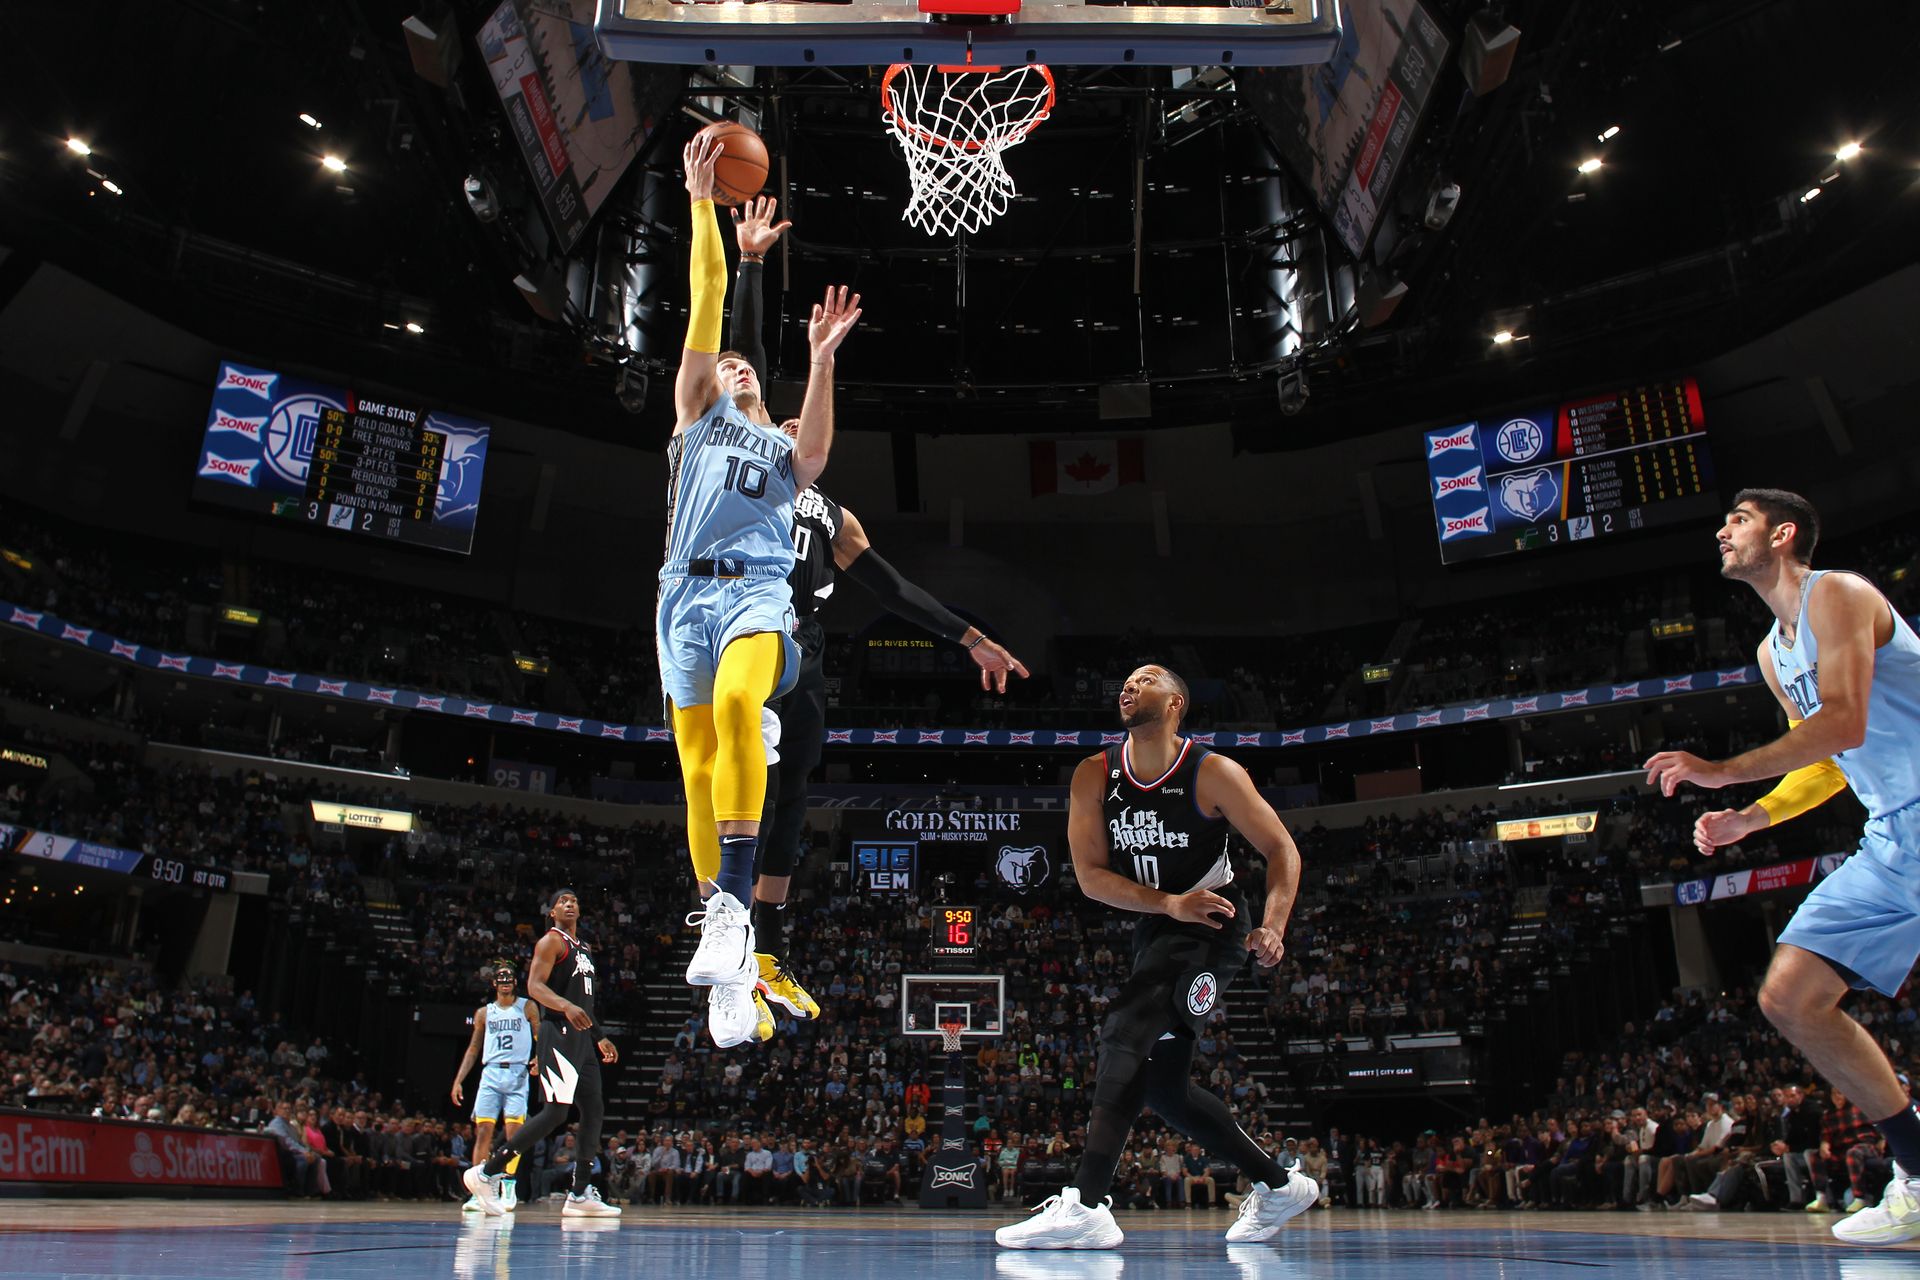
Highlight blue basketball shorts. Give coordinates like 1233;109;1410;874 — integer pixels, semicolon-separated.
472;1064;529;1124
1777;803;1920;998
656;566;800;712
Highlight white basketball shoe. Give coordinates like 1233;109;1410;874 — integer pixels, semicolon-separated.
995;1187;1125;1250
686;891;756;986
1224;1172;1320;1243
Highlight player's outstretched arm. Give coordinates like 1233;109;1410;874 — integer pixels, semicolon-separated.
1197;753;1301;967
728;196;789;387
674;133;726;433
832;506;1030;693
1691;654;1851;855
792;285;861;490
526;932;593;1030
450;1005;488;1106
1066;755;1234;926
1645;575;1878;796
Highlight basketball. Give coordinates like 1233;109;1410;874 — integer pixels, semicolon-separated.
699;120;770;207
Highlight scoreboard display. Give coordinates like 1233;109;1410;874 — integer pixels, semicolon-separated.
193;360;492;555
931;905;979;961
1425;377;1717;565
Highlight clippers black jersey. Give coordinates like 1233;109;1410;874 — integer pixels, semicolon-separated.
789;486;842;619
546;927;597;1028
1100;738;1233;901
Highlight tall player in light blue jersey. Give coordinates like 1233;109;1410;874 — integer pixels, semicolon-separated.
1646;488;1920;1246
662;131;861;1049
452;960;539;1212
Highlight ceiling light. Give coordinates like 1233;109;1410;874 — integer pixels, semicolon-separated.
1799;187;1822;204
1598;125;1620;142
299;113;323;129
1492;330;1514;345
66;137;91;156
1835;141;1861;163
382;322;402;330
100;179;123;196
1577;157;1603;175
321;155;347;173
404;322;424;335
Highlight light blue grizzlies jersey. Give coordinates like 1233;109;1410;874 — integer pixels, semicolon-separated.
664;396;798;571
1769;569;1920;821
484;998;533;1068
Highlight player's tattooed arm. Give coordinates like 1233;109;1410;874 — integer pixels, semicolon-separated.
1197;753;1301;966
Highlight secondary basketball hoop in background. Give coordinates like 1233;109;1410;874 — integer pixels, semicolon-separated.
881;55;1054;237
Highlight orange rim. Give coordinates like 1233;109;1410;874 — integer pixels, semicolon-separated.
881;63;1055;154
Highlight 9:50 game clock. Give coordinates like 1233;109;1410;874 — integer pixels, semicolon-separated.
931;906;979;961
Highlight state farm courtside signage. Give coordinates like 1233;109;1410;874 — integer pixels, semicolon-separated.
0;1110;282;1189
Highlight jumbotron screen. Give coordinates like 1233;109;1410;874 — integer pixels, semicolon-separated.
192;361;492;555
1425;376;1717;565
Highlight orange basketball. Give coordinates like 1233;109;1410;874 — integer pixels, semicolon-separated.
698;120;769;207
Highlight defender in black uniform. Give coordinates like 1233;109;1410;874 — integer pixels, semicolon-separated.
463;888;620;1217
997;665;1316;1250
725;199;1028;1020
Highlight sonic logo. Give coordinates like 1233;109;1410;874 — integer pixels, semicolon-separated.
199;453;259;486
1432;466;1484;499
1439;507;1490;541
994;845;1051;895
217;365;278;399
1497;468;1559;523
930;1166;977;1189
1427;425;1477;457
208;411;267;442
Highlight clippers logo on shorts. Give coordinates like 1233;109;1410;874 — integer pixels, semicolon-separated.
1108;808;1192;853
199;452;260;486
1438;507;1490;541
1426;425;1477;458
263;393;345;485
1498;468;1559;523
1431;465;1484;500
993;845;1051;895
1493;417;1546;464
208;411;267;443
1186;972;1218;1017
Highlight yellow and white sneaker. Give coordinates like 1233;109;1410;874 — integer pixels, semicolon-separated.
757;953;820;1020
709;973;776;1047
1833;1166;1920;1246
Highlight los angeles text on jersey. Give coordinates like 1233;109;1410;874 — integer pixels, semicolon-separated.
699;414;794;481
1108;806;1193;853
884;809;1026;843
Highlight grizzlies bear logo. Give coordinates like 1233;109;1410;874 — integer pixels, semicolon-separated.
1498;467;1559;523
994;845;1051;895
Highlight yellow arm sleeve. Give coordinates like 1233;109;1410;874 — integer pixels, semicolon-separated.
1753;720;1849;824
686;198;725;355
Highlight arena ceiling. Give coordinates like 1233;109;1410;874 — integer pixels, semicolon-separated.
0;0;1914;445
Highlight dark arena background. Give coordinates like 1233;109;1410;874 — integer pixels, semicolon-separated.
0;0;1918;1275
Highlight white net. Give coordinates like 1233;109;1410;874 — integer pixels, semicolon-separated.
939;1022;966;1053
881;63;1055;237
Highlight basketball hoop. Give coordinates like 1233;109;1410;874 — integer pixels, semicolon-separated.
939;1021;967;1054
880;61;1055;237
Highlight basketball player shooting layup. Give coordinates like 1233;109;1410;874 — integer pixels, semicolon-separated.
661;132;861;1049
464;890;620;1218
997;664;1319;1249
451;960;539;1213
1646;489;1920;1247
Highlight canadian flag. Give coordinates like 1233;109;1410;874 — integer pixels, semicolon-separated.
1030;440;1146;496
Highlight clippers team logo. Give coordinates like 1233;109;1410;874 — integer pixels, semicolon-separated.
1432;466;1484;500
1494;417;1546;464
262;392;346;485
1439;507;1490;541
1186;972;1218;1017
1498;468;1559;522
1427;425;1477;458
994;845;1051;895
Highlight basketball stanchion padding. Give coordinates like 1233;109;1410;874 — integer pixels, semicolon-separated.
920;1021;988;1208
881;60;1054;237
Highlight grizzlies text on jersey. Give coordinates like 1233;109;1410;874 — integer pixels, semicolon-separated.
483;998;533;1067
664;396;799;571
